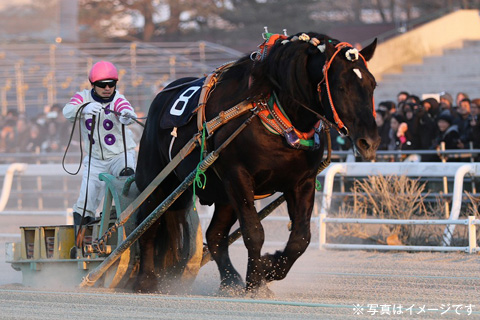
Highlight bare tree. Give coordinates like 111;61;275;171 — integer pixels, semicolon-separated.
73;0;471;43
0;0;57;39
78;0;224;41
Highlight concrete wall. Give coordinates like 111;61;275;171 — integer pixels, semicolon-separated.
369;9;480;80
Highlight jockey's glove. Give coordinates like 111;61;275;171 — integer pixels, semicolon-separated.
119;109;137;125
82;102;102;115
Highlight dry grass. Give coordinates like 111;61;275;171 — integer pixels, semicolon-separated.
464;191;480;218
327;174;478;246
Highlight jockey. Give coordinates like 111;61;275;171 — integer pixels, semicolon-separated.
63;61;137;226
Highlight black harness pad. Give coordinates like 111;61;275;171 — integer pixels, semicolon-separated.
159;77;205;129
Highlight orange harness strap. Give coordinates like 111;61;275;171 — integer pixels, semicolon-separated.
256;93;322;150
196;62;235;131
320;42;376;132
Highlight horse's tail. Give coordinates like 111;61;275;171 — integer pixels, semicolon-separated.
154;200;197;281
155;209;186;265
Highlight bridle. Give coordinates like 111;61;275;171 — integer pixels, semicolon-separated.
316;41;376;137
253;34;376;142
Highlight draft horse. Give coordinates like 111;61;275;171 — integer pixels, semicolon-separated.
134;32;380;295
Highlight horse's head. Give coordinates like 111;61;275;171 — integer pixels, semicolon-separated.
316;37;380;160
249;32;380;160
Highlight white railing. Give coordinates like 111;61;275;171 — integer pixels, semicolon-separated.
0;163;82;211
319;214;478;253
0;163;27;211
317;162;480;252
2;162;479;252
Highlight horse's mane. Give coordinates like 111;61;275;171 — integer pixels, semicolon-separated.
223;32;338;106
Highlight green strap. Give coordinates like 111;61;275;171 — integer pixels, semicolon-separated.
193;125;207;210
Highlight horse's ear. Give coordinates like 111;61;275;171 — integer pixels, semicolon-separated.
324;39;336;59
360;38;377;61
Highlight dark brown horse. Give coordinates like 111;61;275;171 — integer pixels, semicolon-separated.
134;32;380;295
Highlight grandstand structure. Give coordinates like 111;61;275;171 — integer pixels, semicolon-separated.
371;9;480;102
0;41;243;117
375;39;480;102
3;9;480;120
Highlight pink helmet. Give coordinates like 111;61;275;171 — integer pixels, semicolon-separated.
89;61;118;83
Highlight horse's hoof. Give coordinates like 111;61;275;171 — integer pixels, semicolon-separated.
246;285;275;299
262;252;288;282
216;276;245;297
216;284;245;297
133;276;158;294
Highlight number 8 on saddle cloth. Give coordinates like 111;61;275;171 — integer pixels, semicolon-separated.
159;77;205;130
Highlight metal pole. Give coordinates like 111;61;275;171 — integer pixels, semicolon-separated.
440;142;450;218
469;142;476;194
319;213;327;250
15;61;25;114
49;44;57;106
199;41;206;75
130;42;137;88
467;216;477;254
169;56;176;79
1;79;11;116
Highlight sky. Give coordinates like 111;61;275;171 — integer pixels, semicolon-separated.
0;0;30;9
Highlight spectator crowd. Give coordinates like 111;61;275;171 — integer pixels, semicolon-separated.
372;91;480;161
2;91;480;162
0;104;73;154
0;104;144;155
329;90;480;162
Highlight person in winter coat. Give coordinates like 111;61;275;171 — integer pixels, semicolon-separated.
421;97;441;120
388;113;414;151
63;61;138;226
410;100;437;150
375;108;391;150
429;110;461;162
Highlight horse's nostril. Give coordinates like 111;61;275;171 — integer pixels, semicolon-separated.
357;138;370;150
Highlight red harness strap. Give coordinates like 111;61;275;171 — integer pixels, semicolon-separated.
256;94;322;150
257;96;320;140
319;42;376;132
256;33;288;61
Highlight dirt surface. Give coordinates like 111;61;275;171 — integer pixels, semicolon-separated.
1;238;479;319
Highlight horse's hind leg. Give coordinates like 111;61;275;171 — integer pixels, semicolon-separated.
206;203;244;294
134;218;161;293
262;181;314;282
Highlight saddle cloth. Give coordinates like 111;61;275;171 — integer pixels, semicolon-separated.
159;77;206;129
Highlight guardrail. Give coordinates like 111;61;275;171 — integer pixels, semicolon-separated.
1;149;479;164
317;162;480;252
319;215;478;253
0;163;82;211
2;162;479;252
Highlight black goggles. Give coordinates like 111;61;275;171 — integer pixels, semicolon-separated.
94;80;117;88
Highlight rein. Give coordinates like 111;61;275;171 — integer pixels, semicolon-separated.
317;41;376;135
62;103;89;175
76;114;96;252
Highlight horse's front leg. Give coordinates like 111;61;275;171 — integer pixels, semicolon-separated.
223;173;270;296
262;179;314;282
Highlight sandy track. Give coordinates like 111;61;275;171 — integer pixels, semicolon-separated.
1;241;479;319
